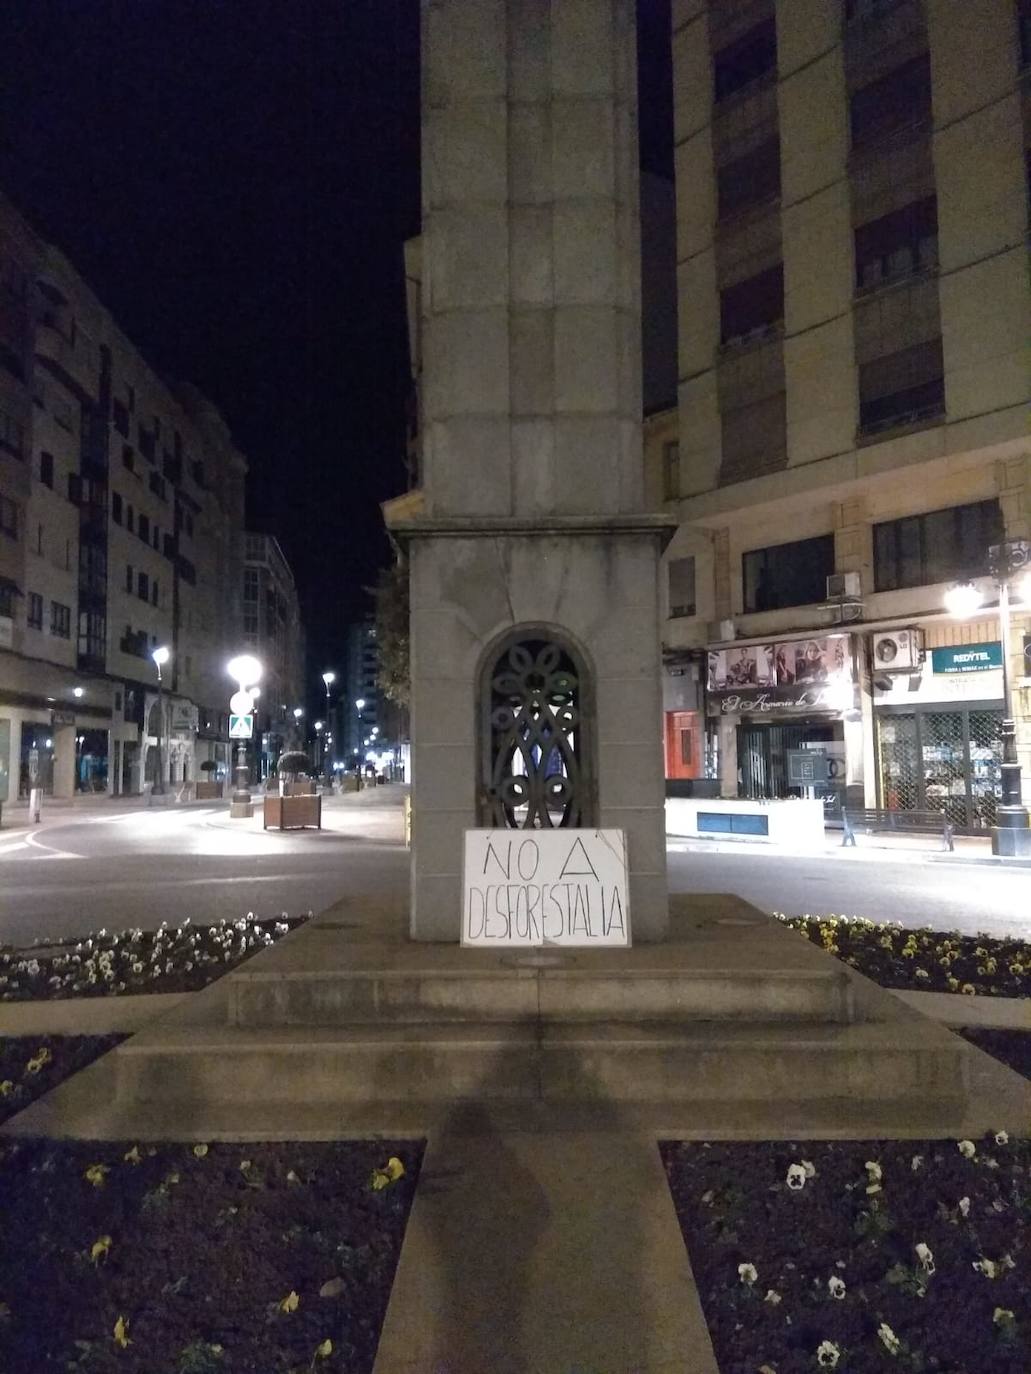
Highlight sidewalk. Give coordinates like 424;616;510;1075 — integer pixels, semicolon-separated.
666;826;1031;866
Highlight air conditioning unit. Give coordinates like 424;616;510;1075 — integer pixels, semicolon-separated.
871;628;924;673
826;571;861;600
717;619;736;641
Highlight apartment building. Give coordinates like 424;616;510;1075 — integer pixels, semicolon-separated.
649;0;1031;833
0;193;248;801
242;532;306;779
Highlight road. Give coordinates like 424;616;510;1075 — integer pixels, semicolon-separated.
0;792;1027;945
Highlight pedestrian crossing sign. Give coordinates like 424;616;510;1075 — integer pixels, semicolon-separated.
229;713;254;739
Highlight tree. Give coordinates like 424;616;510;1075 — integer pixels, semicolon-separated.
372;560;410;708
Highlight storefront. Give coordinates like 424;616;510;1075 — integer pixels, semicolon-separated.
706;633;860;819
874;641;1004;832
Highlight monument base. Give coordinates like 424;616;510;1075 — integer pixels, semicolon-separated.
229;800;254;819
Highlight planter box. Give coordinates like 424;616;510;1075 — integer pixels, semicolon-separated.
282;781;316;796
263;793;322;831
195;781;224;800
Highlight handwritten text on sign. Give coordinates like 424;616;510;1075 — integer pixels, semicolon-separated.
462;829;630;947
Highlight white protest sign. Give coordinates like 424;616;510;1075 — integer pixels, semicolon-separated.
462;829;630;947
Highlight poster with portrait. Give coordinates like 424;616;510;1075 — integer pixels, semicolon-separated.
791;637;848;686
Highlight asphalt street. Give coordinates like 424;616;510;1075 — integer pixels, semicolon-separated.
0;790;1027;945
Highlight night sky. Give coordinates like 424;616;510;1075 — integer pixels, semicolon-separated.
0;0;671;700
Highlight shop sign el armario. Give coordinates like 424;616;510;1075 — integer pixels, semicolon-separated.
706;633;854;715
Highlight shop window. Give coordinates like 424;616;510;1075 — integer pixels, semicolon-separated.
873;499;1003;592
743;534;835;612
662;441;680;500
720;264;784;345
717;138;780;219
858;338;944;435
27;592;43;629
850;53;931;149
668;557;696;618
854;196;937;291
713;18;777;103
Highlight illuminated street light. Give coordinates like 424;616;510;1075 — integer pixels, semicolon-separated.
151;645;171;797
72;686;84;699
943;582;984;618
226;654;263;817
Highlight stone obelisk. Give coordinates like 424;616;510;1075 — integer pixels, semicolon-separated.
387;0;674;941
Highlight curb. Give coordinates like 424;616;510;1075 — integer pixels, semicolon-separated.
0;992;187;1036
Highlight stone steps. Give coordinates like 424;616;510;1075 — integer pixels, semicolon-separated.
113;1017;966;1107
227;964;855;1027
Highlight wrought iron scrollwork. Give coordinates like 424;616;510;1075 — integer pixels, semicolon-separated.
485;638;585;829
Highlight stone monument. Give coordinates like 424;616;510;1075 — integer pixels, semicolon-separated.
387;0;675;941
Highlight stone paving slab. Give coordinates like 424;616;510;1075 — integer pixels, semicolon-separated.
0;992;186;1035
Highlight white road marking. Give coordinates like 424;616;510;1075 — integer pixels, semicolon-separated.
23;830;83;860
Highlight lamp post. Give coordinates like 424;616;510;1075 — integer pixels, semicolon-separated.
945;539;1031;856
227;654;262;819
292;706;304;749
151;646;170;798
354;698;365;791
313;720;324;772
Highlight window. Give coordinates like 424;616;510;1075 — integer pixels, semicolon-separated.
126;564;134;592
668;556;696;618
244;568;259;600
112;491;123;523
1020;0;1031;69
0;494;18;539
662;440;680;501
50;601;71;638
122;444;135;473
717;138;780;219
152;525;159;549
138;513;150;542
720;391;787;484
850;54;932;149
191;459;206;487
27;592;43;629
743;534;835;612
0;407;24;457
67;473;82;505
149;470;166;500
138;424;156;461
53;395;75;432
720;263;784;344
127;504;135;533
855;197;937;290
138;570;149;601
113;399;129;437
0;341;24;381
713;18;777;103
36;523;43;555
858;338;944;434
0;583;13;619
873;500;1003;592
39;451;54;488
151;580;159;607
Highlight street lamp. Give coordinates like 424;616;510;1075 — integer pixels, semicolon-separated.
945;543;1031;855
293;706;304;748
354;698;366;790
227;654;263;818
151;646;170;797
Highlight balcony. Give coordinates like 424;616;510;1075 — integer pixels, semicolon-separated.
35;319;98;404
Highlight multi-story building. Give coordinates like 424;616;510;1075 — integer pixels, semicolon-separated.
242;532;305;778
0;192;248;801
650;0;1031;833
333;616;380;769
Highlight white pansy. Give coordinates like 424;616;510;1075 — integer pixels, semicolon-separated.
914;1243;935;1275
786;1164;807;1190
816;1340;840;1368
763;1289;782;1306
802;1160;817;1179
973;1258;997;1278
878;1323;901;1355
911;1154;923;1172
957;1139;976;1159
958;1196;971;1217
738;1262;758;1286
995;1129;1009;1145
864;1160;882;1181
993;1307;1015;1327
827;1276;846;1300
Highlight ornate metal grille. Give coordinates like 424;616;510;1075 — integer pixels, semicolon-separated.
484;638;585;829
876;707;1004;831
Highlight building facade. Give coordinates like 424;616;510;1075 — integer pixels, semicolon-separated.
242;532;306;779
0;192;249;802
649;0;1031;831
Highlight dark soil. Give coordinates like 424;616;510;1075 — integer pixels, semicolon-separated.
962;1028;1031;1083
0;1035;123;1127
783;916;1031;999
661;1134;1031;1373
0;1137;422;1373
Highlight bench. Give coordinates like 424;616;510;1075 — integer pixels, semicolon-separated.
842;807;955;852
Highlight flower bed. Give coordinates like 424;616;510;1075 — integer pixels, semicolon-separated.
0;1136;422;1372
0;1035;123;1128
779;915;1031;1000
0;913;310;1002
662;1132;1031;1373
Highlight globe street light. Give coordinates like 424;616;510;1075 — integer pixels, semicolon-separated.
987;541;1031;855
151;646;170;797
292;706;304;748
227;654;262;818
354;698;366;790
